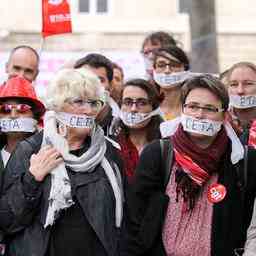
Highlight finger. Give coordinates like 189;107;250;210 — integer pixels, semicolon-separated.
40;145;53;152
30;154;38;165
46;158;64;172
44;150;63;162
37;148;61;161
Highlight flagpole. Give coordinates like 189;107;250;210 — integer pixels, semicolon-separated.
38;36;45;59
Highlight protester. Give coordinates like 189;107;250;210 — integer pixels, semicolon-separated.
74;53;113;91
74;53;117;135
121;74;256;256
112;78;163;184
110;63;124;103
152;45;190;121
0;76;45;167
0;68;124;256
0;76;45;255
243;199;256;256
5;45;40;82
141;31;177;79
226;62;256;146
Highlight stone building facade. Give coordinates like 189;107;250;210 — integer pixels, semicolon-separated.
1;0;256;72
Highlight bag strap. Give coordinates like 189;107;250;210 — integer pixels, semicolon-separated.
243;145;248;189
235;145;248;204
160;138;174;189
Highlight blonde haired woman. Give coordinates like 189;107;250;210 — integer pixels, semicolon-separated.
0;68;124;256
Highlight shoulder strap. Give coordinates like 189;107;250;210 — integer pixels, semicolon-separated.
243;145;248;189
160;138;174;189
235;145;248;204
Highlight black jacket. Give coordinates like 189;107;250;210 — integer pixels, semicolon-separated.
0;131;124;256
121;139;256;256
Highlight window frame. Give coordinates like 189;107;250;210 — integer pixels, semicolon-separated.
177;0;190;14
78;0;112;16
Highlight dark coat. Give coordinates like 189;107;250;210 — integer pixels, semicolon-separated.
0;131;124;256
0;135;7;245
121;139;256;256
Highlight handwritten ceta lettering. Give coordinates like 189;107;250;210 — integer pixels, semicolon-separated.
206;123;214;132
13;120;20;129
240;96;246;106
69;116;76;126
76;117;84;127
69;116;93;127
0;119;20;130
130;114;136;122
187;118;214;132
165;76;173;83
248;96;256;106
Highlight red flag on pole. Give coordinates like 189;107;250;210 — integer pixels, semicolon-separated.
42;0;72;37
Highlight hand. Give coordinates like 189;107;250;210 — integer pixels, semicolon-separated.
29;146;63;182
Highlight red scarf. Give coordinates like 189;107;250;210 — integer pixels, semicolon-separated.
248;120;256;148
118;134;139;184
172;124;229;185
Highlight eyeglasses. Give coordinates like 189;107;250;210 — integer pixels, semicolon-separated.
66;98;104;111
122;98;151;108
183;102;224;114
155;61;183;71
0;104;32;114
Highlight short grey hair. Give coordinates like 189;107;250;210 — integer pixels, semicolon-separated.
45;68;106;111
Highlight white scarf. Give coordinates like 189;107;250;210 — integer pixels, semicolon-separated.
43;111;123;228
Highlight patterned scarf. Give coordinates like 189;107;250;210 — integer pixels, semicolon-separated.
172;124;229;185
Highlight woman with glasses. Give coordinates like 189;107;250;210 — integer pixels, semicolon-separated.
0;68;124;256
141;31;177;79
121;74;256;256
152;45;190;121
112;78;163;184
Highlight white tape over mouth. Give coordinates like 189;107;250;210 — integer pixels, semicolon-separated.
229;95;256;109
181;114;222;137
56;112;95;129
120;108;161;127
153;71;199;88
0;117;37;133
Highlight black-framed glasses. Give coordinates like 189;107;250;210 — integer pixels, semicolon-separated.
155;60;183;71
141;48;158;58
122;98;151;108
183;102;224;114
0;103;32;114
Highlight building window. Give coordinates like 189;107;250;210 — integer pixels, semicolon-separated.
178;0;190;13
79;0;90;13
97;0;108;13
79;0;109;14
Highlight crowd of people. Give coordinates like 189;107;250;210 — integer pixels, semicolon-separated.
0;31;256;256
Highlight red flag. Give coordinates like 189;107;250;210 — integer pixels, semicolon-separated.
42;0;72;37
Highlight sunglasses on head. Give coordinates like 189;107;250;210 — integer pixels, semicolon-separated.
0;104;32;114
